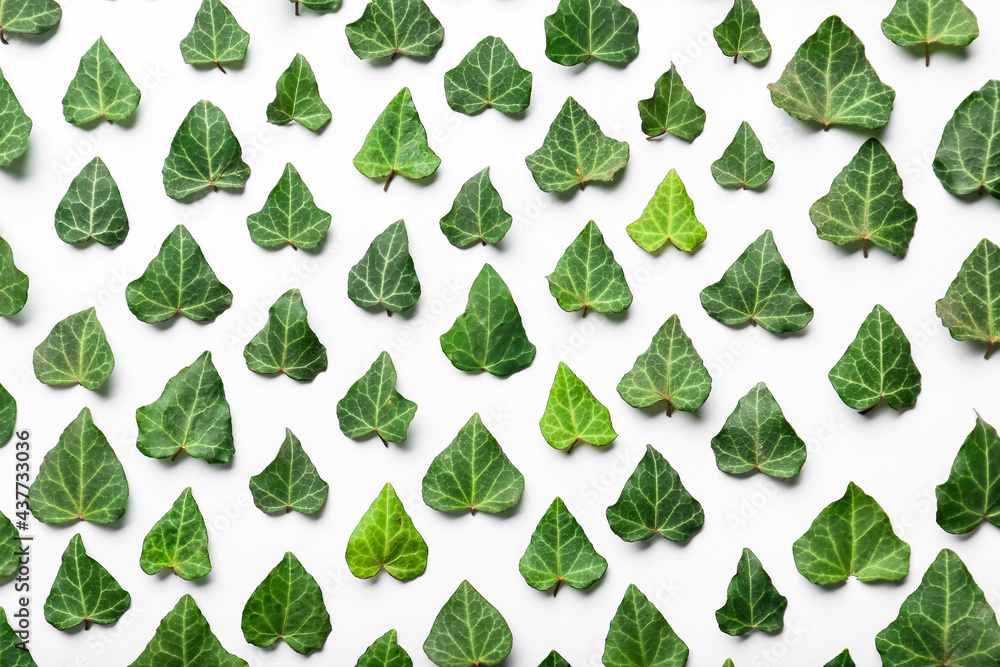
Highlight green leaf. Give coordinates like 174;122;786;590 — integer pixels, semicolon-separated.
0;233;27;315
617;314;712;416
292;0;341;14
54;157;129;246
0;512;17;576
937;238;1000;357
423;580;512;667
539;361;617;451
0;608;36;667
0;383;13;446
29;407;128;524
244;288;328;381
126;224;232;323
345;0;443;61
422;413;524;515
935;412;1000;534
810;138;917;257
247;162;330;250
606;444;704;542
162;100;250;199
179;0;249;72
711;121;774;190
518;497;607;594
440;167;512;248
440;263;536;377
346;482;428;581
768;16;895;130
603;584;688;667
793;481;910;585
547;220;632;316
140;487;211;581
347;219;421;315
626;169;707;253
0;0;60;42
824;650;855;667
711;382;806;478
33;307;114;390
62;37;140;125
700;230;814;334
637;64;706;140
933;81;1000;198
876;548;1000;666
354;87;440;191
249;428;328;515
714;0;771;64
0;66;31;167
357;629;412;667
444;37;531;115
543;0;639;66
44;533;130;631
337;351;417;446
539;651;570;667
241;551;331;654
828;304;921;412
129;594;247;667
882;0;978;65
266;54;331;131
715;548;786;636
526;96;629;192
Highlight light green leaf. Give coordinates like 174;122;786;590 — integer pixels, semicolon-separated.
526;96;629;193
337;351;417;446
547;220;632;316
423;580;512;667
266;54;331;131
129;594;247;667
700;230;814;333
244;288;328;381
519;497;607;594
0;511;19;576
626;169;707;253
0;0;60;42
714;0;771;64
348;219;421;315
247;162;330;250
179;0;248;72
539;651;570;667
241;552;331;654
0;66;31;167
249;428;328;515
638;64;706;140
715;548;786;636
444;37;531;115
44;533;130;631
768;16;895;130
29;407;128;524
140;487;211;581
824;650;855;667
882;0;978;65
937;238;1000;357
0;383;13;446
345;0;443;60
0;608;36;667
357;629;412;667
346;482;428;581
793;481;910;585
539;361;617;451
0;234;27;315
62;37;140;125
935;412;1000;534
354;87;440;191
933;81;1000;198
828;304;921;412
603;584;688;667
711;122;774;190
440;167;512;248
54;157;129;246
422;413;524;515
543;0;639;66
33;308;114;390
711;382;806;478
162;100;249;199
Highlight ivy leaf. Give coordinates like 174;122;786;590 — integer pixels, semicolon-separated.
539;361;617;452
347;219;421;315
241;551;331;654
29;407;128;524
249;428;328;515
126;225;232;323
539;652;570;667
179;0;249;73
345;0;443;61
617;314;712;416
0;67;31;167
266;54;331;131
0;383;13;446
247;163;331;250
444;37;531;115
824;650;855;667
547;220;632;316
607;444;704;543
0;0;60;43
768;16;895;130
62;37;140;125
714;0;771;64
526;96;629;192
935;412;1000;534
33;308;114;390
0;234;27;315
603;584;689;667
637;64;706;141
937;238;1000;357
140;487;211;581
793;481;910;585
810;138;917;257
162;100;250;199
54;157;129;246
440;167;512;248
354;88;440;191
129;594;247;667
244;289;328;381
518;497;607;595
357;629;412;667
711;122;774;190
828;304;921;412
882;0;978;66
346;482;428;581
423;580;512;667
543;0;639;66
337;351;417;447
0;608;36;667
933;81;1000;198
711;382;806;478
44;533;131;631
876;548;1000;666
422;413;524;515
715;548;787;636
700;230;814;333
626;169;707;253
0;511;17;577
291;0;341;15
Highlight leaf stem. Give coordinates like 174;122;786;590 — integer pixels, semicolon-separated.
84;618;92;631
858;405;875;415
385;308;393;317
665;401;673;418
390;49;400;61
986;341;995;360
733;53;739;64
0;30;7;45
553;579;563;597
383;170;397;192
295;0;300;14
215;61;227;74
862;237;869;258
582;305;589;317
925;42;930;67
378;433;388;447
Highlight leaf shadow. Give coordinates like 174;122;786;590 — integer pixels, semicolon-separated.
1;144;31;180
896;42;972;68
2;25;59;48
629;527;702;551
565;58;632;77
732;53;770;68
944;189;1000;210
1;309;30;327
154;452;235;472
728;469;802;490
363;53;438;70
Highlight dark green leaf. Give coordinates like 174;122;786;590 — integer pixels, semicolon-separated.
637;64;706;140
179;0;249;72
0;66;31;167
266;54;331;131
244;288;328;381
0;234;27;315
935;412;1000;534
129;594;247;667
62;37;140;125
603;584;688;667
247;162;331;250
539;361;617;451
936;238;1000;357
0;0;60;42
33;308;114;390
44;533;130;630
539;651;570;667
337;351;417;446
882;0;978;65
444;37;531;115
241;552;331;654
543;0;639;66
933;81;1000;198
140;487;211;580
711;121;774;190
54;157;129;246
440;168;512;248
714;0;771;64
423;580;512;667
162;100;249;199
0;383;13;446
346;482;427;581
627;169;707;253
354;88;440;191
715;548;786;636
547;220;632;316
345;0;443;61
711;382;806;478
0;608;37;667
356;629;412;667
824;650;855;667
249;428;328;515
347;219;420;314
519;497;607;594
0;511;19;577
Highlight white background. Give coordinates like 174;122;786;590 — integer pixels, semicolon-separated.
1;0;999;665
